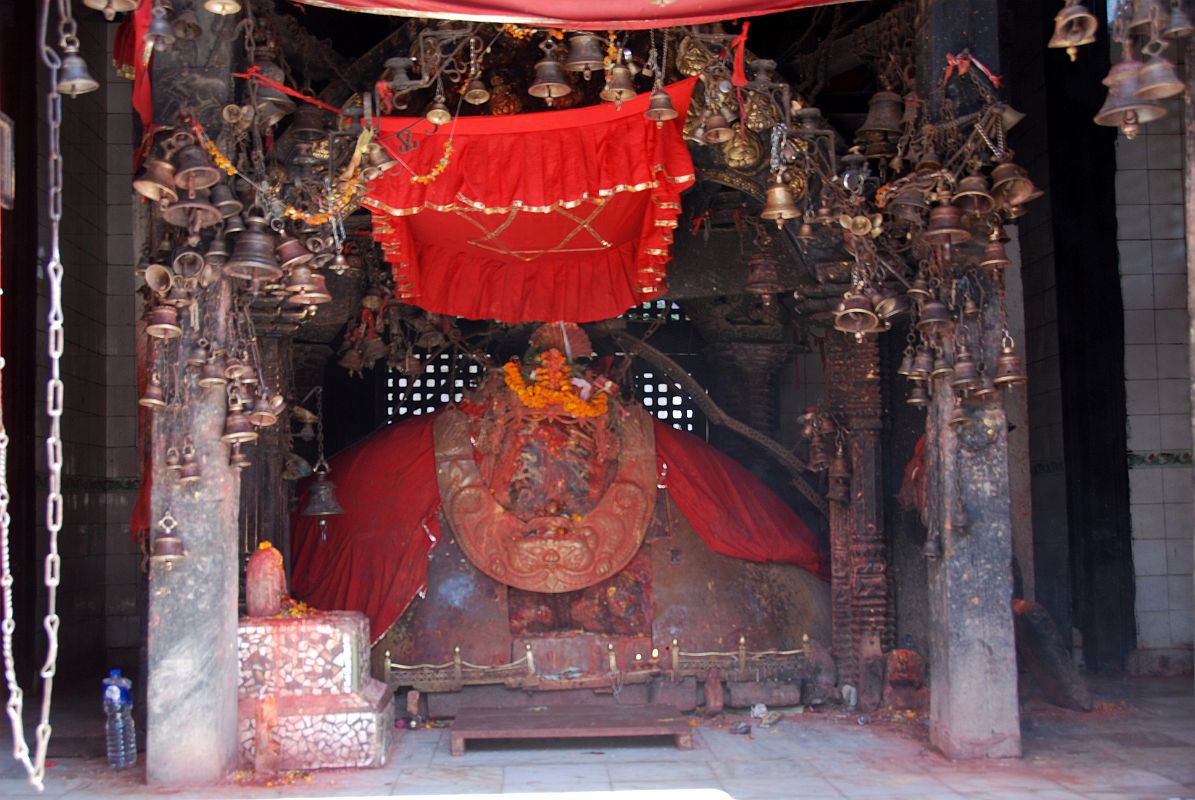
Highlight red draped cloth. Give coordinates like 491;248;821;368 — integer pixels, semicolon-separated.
290;413;827;641
291;0;846;29
363;79;696;323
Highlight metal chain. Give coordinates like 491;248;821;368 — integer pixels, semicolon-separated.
0;0;71;791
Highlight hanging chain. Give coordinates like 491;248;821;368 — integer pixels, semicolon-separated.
1;0;71;791
314;388;329;473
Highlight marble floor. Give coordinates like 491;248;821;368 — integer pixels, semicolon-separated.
1;676;1191;799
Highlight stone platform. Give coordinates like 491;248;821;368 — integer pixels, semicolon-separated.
237;611;394;770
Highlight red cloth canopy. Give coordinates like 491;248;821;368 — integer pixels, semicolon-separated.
363;79;696;323
293;0;850;29
291;413;827;642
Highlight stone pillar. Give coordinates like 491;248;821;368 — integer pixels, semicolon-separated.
146;282;241;784
703;340;793;468
824;334;855;687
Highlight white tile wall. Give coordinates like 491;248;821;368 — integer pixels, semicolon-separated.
1117;103;1193;652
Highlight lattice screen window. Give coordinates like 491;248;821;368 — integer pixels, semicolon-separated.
623;298;687;323
387;352;481;419
634;370;702;434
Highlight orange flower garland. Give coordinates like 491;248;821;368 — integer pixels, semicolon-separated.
503;349;609;418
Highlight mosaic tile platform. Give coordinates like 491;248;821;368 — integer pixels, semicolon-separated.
237;610;394;770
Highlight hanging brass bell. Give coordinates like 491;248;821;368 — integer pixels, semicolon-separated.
229;443;252;471
198;356;229;389
143;261;175;296
703;112;735;144
600;64;637;104
276;234;313;272
304;471;345;517
140;372;167;409
989;162;1041;209
165;446;183;475
221;400;259;445
1048;0;1099;61
874;286;909;320
979;235;1011;270
288;271;333;305
287;104;328;143
888;187;929;227
224;213;246;235
760;173;801;228
907;383;931;408
83;0;138;20
285;263;318;293
921;204;971;247
251;52;296;128
1130;0;1163;32
833;289;880;335
744;250;785;297
828;445;851;481
463;79;490;105
930;349;954;381
916;299;954;338
186;338;211;368
564;34;605;78
160;190;223;231
205;233;229;269
1164;3;1194;38
645;88;679;124
425;98;452;126
224;356;251;382
58;50;100;98
145;305;182;339
807;436;829;471
1094;56;1167;139
134;157;179;205
907;275;933;301
224;215;283;281
208;182;242;218
952;174;996;216
173;144;222;193
529;43;572;105
144;6;176;52
994;338;1028;385
179;442;201;485
909;347;934;381
1135;54;1184;100
897;347;917;377
948;399;972;428
151;525;186;571
950;346;983;393
856;90;903;141
203;0;241;13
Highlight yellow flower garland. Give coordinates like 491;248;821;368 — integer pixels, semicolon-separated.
503;349;609;418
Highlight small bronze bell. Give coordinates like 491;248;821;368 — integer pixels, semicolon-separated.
907;383;930;408
224;214;246;235
251;53;296;128
160;190;222;230
205;232;229;268
203;0;241;13
600;64;637;104
288;104;328;143
179;442;201;485
173;246;205;279
1164;3;1195;38
529;42;572;105
760;173;801;228
979;236;1010;270
989;162;1040;209
173;144;222;193
1048;0;1099;61
285;263;318;293
856;90;903;138
644;88;678;124
165;447;183;474
906;275;933;301
948;399;972;428
807;437;829;471
140;372;167;409
953;174;996;216
145;305;182;339
564;34;605;78
151;513;186;571
144;262;174;296
828;446;851;481
897;347;917;377
889;187;929;227
994;337;1027;385
1130;0;1163;32
303;471;345;518
247;391;279;427
133;157;179;205
276;234;313;272
874;286;909;320
209;182;243;219
909;347;934;381
288;271;332;305
1093;56;1167;139
703;113;734;144
144;6;176;52
1135;54;1184;100
224;355;251;381
833;289;880;335
921;204;971;247
463;79;490;105
930;350;954;381
950;346;983;393
229;443;251;471
186;338;211;368
224;215;283;281
221;399;258;445
198;352;229;388
916;299;954;338
83;0;138;20
962;296;981;319
744;251;785;297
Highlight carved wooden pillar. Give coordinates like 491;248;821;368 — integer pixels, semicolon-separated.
824;333;855;687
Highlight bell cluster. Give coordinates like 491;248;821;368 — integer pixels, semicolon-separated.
795;410;852;504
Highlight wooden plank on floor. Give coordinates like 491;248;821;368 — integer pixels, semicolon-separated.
450;704;694;756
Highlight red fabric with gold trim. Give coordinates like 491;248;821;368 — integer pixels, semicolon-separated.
363;79;696;323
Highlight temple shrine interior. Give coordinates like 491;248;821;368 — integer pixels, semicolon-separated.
0;0;1193;796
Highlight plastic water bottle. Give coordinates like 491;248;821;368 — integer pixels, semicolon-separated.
102;669;136;769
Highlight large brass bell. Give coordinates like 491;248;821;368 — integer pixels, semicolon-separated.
917;299;954;338
930;349;954;381
644;88;678;124
1048;0;1099;61
744;250;785;298
855;90;902;157
833;288;880;335
564;33;605;79
950;346;983;394
760;173;801;228
921;204;971;248
224;215;283;281
994;335;1027;385
601;64;637;104
288;271;332;305
285;263;319;293
953;174;995;216
276;234;313;272
133;157;179;205
288;104;328;143
989;162;1041;209
173;144;222;193
1135;53;1184;100
529;42;572;106
1094;56;1167;139
160;189;222;231
251;52;297;128
208;181;242;218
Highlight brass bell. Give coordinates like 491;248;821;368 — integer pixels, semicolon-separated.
644;88;679;124
172;246;205;279
145;305;182;339
144;261;175;296
186;337;211;368
134;158;179;205
988;162;1040;209
807;436;829;471
889;187;929;227
994;336;1028;386
744;250;785;297
205;232;229;267
140;372;167;410
288;271;332;305
229;443;252;471
144;6;176;52
1094;56;1167;139
930;349;954;381
979;235;1010;270
564;34;605;78
247;391;279;427
953;174;995;217
303;471;345;518
151;514;186;571
173;144;222;193
907;383;930;408
897;347;917;377
209;182;243;219
921;204;971;247
907;275;933;301
224;213;246;235
833;289;880;335
221;397;259;445
1048;0;1098;61
179;442;201;485
874;286;909;320
950;346;983;394
948;398;972;428
909;347;934;381
160;190;223;231
826;479;849;504
1130;0;1163;32
760;173;801;228
1164;3;1194;38
962;296;981;319
251;52;296;128
856;90;903;138
287;104;328;143
828;445;851;481
276;234;313;272
529;42;572;106
703;112;734;144
224;215;283;281
1135;54;1184;100
224;355;251;382
204;0;241;13
165;447;183;475
83;0;138;20
600;64;637;104
198;356;228;389
58;46;100;98
425;98;452;126
285;263;318;293
463;79;490;106
916;299;954;338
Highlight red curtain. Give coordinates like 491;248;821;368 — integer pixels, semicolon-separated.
363;79;696;322
289;0;845;29
290;412;827;641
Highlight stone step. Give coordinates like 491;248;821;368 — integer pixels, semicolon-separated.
238;611;370;698
237;676;395;770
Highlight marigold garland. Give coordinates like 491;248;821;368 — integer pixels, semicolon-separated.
409;141;454;185
503;349;609;418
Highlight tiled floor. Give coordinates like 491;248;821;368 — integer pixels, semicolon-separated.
1;676;1191;799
